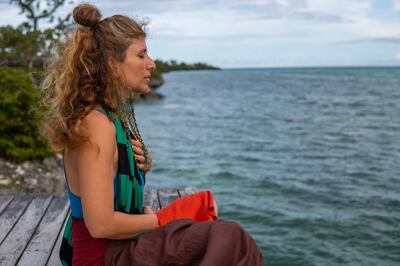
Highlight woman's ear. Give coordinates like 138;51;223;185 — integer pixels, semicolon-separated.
107;56;120;77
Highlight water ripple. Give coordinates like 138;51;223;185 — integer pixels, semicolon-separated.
136;67;400;265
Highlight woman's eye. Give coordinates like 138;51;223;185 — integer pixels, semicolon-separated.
139;54;145;59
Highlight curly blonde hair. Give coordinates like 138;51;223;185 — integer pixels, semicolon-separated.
40;3;147;153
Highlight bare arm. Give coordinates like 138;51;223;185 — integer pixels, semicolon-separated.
77;111;158;240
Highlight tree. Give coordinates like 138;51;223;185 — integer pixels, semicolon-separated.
153;59;219;73
0;67;53;161
4;0;74;71
0;23;47;68
0;1;74;161
10;0;73;32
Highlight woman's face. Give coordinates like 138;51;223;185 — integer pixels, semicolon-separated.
116;38;156;94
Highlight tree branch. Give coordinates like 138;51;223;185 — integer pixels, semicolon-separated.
36;0;65;20
10;0;68;30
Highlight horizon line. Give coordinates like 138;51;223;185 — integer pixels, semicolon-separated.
220;65;400;70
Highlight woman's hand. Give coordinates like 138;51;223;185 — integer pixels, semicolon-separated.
142;206;154;214
142;206;159;228
131;139;153;174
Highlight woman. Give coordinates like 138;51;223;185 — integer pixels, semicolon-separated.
41;3;264;266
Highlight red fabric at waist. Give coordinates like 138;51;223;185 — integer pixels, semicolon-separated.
155;190;218;227
72;219;110;266
71;190;217;265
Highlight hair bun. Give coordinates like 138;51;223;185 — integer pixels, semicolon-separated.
73;4;102;28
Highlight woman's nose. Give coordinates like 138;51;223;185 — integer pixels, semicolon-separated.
147;57;156;71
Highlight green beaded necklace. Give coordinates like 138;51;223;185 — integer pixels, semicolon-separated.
116;102;150;172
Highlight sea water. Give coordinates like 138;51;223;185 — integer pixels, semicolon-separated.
135;67;400;266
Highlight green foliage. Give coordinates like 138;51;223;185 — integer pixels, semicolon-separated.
0;23;37;67
0;0;68;162
151;69;162;79
1;0;73;70
0;66;53;162
154;59;220;73
0;23;58;70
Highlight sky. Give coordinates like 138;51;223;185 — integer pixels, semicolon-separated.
1;0;400;68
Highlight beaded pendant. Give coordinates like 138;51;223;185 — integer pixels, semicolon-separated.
118;103;150;172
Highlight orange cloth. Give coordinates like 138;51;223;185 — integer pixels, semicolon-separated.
155;190;218;227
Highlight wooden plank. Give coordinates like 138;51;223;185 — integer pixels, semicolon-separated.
46;209;70;266
177;186;199;197
0;196;14;215
158;188;180;208
0;196;32;245
0;195;53;266
143;189;161;212
18;195;69;266
0;187;200;265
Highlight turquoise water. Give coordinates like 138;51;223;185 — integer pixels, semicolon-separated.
135;67;400;265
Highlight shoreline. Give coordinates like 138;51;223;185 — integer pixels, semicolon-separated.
0;156;66;195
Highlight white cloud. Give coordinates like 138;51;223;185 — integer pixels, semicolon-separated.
393;0;400;12
0;0;399;67
0;4;25;27
302;0;371;21
249;0;290;7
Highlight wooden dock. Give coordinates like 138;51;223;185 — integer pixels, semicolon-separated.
0;187;199;266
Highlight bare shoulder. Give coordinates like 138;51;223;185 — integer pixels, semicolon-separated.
81;110;115;140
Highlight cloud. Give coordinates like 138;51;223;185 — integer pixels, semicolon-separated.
0;3;25;27
219;0;371;25
299;0;371;22
251;0;289;6
0;0;381;31
292;10;350;23
331;37;400;45
1;0;399;67
393;0;400;12
395;52;400;61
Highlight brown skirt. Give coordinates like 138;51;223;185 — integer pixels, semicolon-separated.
104;218;264;266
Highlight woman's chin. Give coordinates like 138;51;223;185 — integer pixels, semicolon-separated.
131;85;151;94
142;85;152;94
